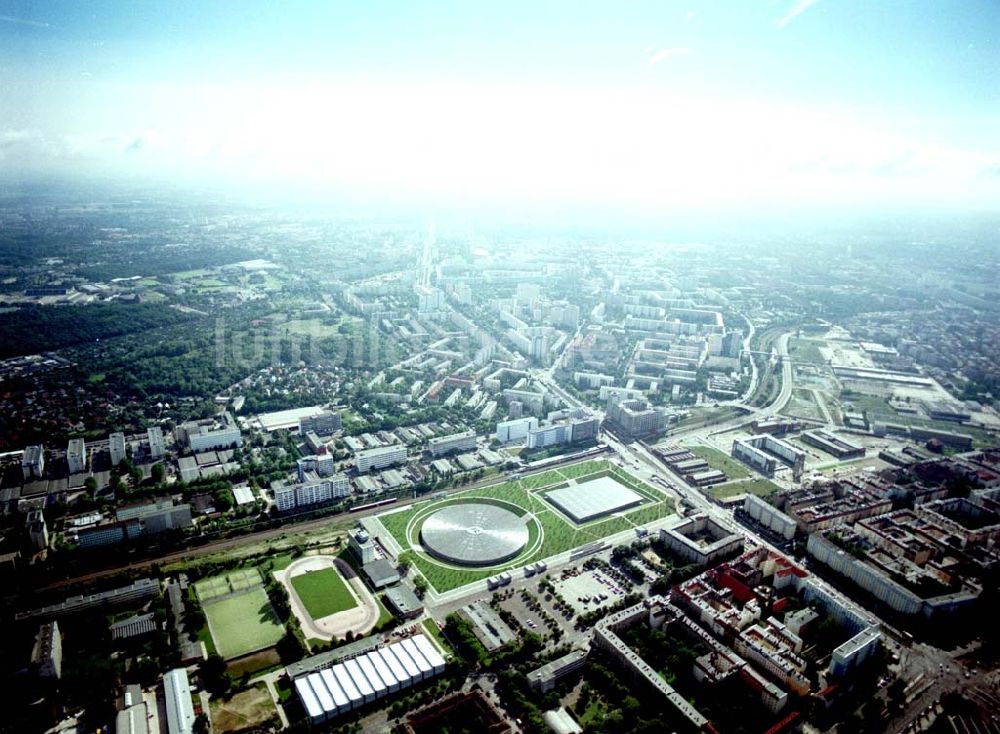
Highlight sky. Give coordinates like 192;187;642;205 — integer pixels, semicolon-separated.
1;0;999;214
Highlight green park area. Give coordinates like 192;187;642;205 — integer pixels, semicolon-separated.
788;337;827;364
289;567;358;620
685;444;751;480
281;318;346;338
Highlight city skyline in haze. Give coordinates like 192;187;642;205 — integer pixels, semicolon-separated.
2;0;999;214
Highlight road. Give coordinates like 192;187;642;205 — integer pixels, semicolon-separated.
742;315;759;399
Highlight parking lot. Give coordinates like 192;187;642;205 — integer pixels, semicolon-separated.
554;567;628;615
498;592;540;633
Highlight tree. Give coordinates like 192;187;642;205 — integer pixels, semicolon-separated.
200;654;229;695
213;489;233;512
84;476;98;495
413;576;428;599
887;678;905;712
185;605;206;632
150;462;165;483
277;627;307;663
193;713;210;734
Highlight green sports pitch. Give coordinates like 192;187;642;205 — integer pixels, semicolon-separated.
194;568;264;602
373;459;674;594
197;570;284;659
289;567;359;620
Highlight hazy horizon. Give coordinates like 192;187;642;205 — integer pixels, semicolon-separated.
2;0;999;216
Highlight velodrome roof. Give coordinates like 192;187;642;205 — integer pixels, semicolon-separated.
420;502;529;566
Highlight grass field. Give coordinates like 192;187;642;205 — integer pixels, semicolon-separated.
840;392;897;417
784;388;824;421
266;553;298;572
209;684;279;732
840;392;997;448
379;460;674;593
684;444;751;480
281;318;345;338
710;477;782;499
290;567;358;619
788;338;827;365
421;618;452;655
675;405;748;429
203;586;284;659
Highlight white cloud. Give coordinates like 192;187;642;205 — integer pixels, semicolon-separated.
777;0;820;28
648;47;691;65
0;14;51;29
4;80;998;212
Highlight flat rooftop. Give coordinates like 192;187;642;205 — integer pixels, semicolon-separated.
546;475;643;523
254;406;324;431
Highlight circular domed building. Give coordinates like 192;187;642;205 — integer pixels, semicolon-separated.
420;502;529;566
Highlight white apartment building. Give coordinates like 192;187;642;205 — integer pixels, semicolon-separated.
21;444;45;481
67;438;87;474
147;426;165;459
189;426;243;453
109;432;127;467
273;474;350;513
495;417;539;443
428;430;476;457
356;445;407;474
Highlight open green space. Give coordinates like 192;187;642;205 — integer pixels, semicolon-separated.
189;280;236;293
341;409;369;433
788;337;827;364
840;391;996;447
675;405;747;429
684;444;751;480
203;587;284;659
379;460;674;593
421;618;452;655
196;619;219;657
554;459;607;481
173;268;214;280
709;477;782;499
260;274;285;289
841;392;897;417
289;567;358;619
374;595;393;628
263;552;297;572
784;388;824;420
281;318;344;338
209;683;279;732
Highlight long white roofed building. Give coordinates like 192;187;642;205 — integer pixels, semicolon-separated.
293;634;446;724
